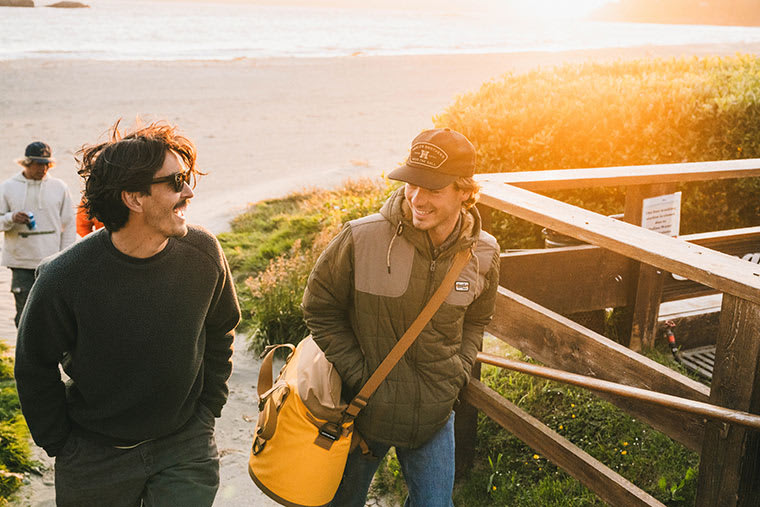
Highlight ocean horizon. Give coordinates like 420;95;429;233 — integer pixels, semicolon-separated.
3;0;760;61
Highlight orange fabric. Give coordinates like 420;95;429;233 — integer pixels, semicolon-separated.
76;202;104;237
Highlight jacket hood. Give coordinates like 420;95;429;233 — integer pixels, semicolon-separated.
12;171;48;183
379;186;482;257
12;171;47;210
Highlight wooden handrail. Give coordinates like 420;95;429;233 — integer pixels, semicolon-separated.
496;226;760;314
476;158;760;191
470;160;760;505
477;182;760;304
477;352;760;431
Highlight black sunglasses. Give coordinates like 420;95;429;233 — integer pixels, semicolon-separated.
151;172;190;192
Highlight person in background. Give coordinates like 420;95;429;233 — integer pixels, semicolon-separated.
76;196;104;237
0;141;75;327
14;122;240;506
302;128;501;506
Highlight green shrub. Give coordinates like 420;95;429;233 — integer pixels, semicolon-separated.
0;414;32;475
370;449;408;505
243;239;315;351
436;55;760;248
223;178;396;349
219;192;322;280
0;344;36;504
454;359;699;506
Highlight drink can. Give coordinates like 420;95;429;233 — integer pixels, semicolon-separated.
27;212;36;230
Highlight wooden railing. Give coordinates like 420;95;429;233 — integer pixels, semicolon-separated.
455;159;760;506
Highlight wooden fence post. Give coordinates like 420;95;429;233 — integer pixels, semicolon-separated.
696;295;760;506
623;183;676;351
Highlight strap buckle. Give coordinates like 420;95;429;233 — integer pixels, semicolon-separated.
344;396;368;419
314;421;343;450
318;421;341;441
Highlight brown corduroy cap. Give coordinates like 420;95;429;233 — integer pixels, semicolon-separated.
388;128;475;190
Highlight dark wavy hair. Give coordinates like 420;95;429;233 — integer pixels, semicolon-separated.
77;120;202;232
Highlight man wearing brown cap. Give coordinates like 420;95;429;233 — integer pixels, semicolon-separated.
0;141;75;326
302;128;501;506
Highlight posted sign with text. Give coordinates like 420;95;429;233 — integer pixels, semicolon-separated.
642;192;682;237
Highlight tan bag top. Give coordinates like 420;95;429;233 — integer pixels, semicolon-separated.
297;337;348;422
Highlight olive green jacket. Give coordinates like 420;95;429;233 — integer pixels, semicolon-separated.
301;187;500;448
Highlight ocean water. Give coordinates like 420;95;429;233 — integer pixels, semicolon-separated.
3;0;760;61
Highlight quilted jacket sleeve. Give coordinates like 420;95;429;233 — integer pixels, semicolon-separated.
302;223;366;394
458;242;501;380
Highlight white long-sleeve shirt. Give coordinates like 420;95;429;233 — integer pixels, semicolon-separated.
0;172;76;269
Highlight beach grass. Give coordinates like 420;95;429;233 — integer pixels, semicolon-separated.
453;345;700;506
0;342;37;504
218;178;395;350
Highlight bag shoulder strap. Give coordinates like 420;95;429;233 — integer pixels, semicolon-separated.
344;247;472;420
256;343;295;398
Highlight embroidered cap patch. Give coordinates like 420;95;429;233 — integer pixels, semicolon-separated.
455;281;470;292
408;142;448;170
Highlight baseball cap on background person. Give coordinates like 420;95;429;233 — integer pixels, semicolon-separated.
16;141;55;166
388;128;476;190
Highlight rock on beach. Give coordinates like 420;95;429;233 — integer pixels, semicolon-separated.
46;1;89;7
0;0;34;7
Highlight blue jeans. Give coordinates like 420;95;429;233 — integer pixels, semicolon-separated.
54;405;219;507
329;414;455;507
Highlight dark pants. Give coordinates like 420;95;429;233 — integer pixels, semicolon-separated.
55;406;219;507
10;268;35;328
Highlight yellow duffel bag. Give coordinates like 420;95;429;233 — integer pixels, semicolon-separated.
248;336;353;507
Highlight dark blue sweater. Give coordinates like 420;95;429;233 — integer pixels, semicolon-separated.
14;225;240;456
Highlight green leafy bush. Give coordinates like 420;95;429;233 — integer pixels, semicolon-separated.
0;343;35;504
219;192;321;281
369;449;408;505
243;239;317;351
436;55;760;248
221;178;396;349
453;355;699;506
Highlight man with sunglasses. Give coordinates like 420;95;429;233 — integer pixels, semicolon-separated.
14;122;241;506
0;141;76;327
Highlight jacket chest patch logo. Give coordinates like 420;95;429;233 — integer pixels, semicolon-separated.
455;281;469;292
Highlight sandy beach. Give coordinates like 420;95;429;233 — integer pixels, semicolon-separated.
2;43;760;505
3;43;760;235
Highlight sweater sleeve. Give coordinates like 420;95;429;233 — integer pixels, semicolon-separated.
301;224;366;394
198;246;240;417
14;263;74;457
0;185;14;232
458;245;501;381
0;213;13;232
